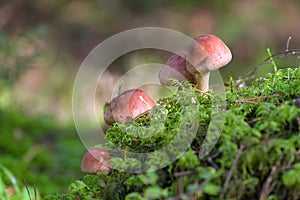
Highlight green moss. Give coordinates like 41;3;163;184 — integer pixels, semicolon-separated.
48;67;300;199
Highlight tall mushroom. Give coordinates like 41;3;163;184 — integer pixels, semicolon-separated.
104;89;155;125
158;53;197;86
186;34;232;92
81;148;111;174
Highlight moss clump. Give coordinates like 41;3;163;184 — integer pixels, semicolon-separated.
47;67;300;199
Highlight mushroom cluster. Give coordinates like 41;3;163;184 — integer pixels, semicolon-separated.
159;34;232;92
81;34;232;174
103;34;231;126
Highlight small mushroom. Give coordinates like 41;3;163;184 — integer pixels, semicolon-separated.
158;53;197;86
80;148;111;174
104;89;155;125
186;34;232;92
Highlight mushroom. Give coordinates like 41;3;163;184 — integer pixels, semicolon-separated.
158;53;197;86
80;148;111;174
186;34;232;92
104;89;155;125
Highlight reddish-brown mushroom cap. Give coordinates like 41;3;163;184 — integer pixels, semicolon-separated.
80;148;111;174
158;53;197;86
104;89;155;125
186;34;232;74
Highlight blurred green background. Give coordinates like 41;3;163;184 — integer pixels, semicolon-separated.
1;0;300;197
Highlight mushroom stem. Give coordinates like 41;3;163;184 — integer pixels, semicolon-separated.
197;71;210;92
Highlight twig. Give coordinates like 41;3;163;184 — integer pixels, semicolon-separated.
159;97;178;107
173;170;197;177
237;36;297;81
247;117;265;124
207;157;219;169
178;177;183;199
233;94;284;104
259;157;282;200
210;151;221;159
221;144;245;198
285;36;292;52
241;48;300;80
237;100;261;105
192;88;212;97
